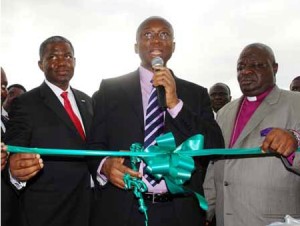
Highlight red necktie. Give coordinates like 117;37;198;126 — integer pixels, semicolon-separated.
61;91;85;140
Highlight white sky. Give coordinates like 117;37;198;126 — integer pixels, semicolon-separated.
1;0;300;99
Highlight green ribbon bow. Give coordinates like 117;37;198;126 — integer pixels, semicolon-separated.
142;132;208;210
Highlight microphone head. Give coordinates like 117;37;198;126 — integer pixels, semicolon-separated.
151;56;164;68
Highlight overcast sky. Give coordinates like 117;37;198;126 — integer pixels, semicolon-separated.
1;0;300;99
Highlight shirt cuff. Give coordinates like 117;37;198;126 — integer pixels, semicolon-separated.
260;128;299;165
9;169;26;190
287;129;300;165
289;129;300;146
167;99;183;118
287;153;296;165
96;157;109;186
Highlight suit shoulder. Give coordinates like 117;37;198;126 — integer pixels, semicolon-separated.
279;89;300;111
101;71;137;86
280;89;300;100
218;98;240;115
92;70;138;98
13;86;40;103
176;77;208;93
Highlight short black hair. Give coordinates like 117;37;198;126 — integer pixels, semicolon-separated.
209;82;231;95
291;76;300;82
136;16;174;41
39;36;74;59
7;84;27;92
243;43;277;64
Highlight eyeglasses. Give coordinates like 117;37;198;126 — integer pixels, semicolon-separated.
237;62;269;71
142;31;172;41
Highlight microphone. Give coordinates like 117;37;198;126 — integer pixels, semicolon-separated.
151;56;167;110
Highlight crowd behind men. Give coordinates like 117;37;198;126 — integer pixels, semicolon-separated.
1;16;300;226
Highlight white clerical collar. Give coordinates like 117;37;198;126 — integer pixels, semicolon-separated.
246;96;257;102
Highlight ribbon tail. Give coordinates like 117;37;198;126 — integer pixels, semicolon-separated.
194;192;208;211
165;178;208;211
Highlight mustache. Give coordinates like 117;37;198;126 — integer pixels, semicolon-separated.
239;75;256;83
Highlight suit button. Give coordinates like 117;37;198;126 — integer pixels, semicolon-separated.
224;181;229;186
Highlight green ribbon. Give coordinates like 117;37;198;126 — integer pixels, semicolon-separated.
7;133;300;213
125;143;148;226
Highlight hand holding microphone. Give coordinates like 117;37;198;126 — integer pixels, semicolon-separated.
151;56;179;110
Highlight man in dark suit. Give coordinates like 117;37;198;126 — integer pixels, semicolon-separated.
89;16;224;226
5;36;93;226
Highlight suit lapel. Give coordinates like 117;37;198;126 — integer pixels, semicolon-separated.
39;82;83;139
72;88;92;135
219;100;241;147
234;86;280;147
119;70;144;128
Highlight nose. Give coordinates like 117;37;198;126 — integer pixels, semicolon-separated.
240;67;253;76
214;94;223;100
150;35;160;43
57;57;67;66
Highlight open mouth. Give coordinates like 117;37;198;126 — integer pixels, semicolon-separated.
150;49;162;57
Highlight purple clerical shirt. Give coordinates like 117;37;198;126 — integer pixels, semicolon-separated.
229;87;273;148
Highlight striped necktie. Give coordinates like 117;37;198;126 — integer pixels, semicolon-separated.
143;87;164;186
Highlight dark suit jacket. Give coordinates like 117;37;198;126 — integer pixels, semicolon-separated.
1;114;22;226
89;70;224;226
5;82;93;226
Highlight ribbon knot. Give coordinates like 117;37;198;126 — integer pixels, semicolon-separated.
134;132;208;210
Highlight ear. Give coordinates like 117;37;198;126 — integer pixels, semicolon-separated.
172;42;176;53
38;60;44;72
74;57;76;67
134;43;138;54
273;63;278;75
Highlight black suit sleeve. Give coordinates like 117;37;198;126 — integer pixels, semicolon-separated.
5;96;32;146
164;82;224;194
165;85;224;149
87;84;109;181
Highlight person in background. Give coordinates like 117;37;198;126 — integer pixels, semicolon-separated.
2;84;27;114
208;83;231;115
290;76;300;92
1;67;8;144
4;36;93;226
1;67;22;226
204;43;300;226
88;16;224;226
1;67;8;170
